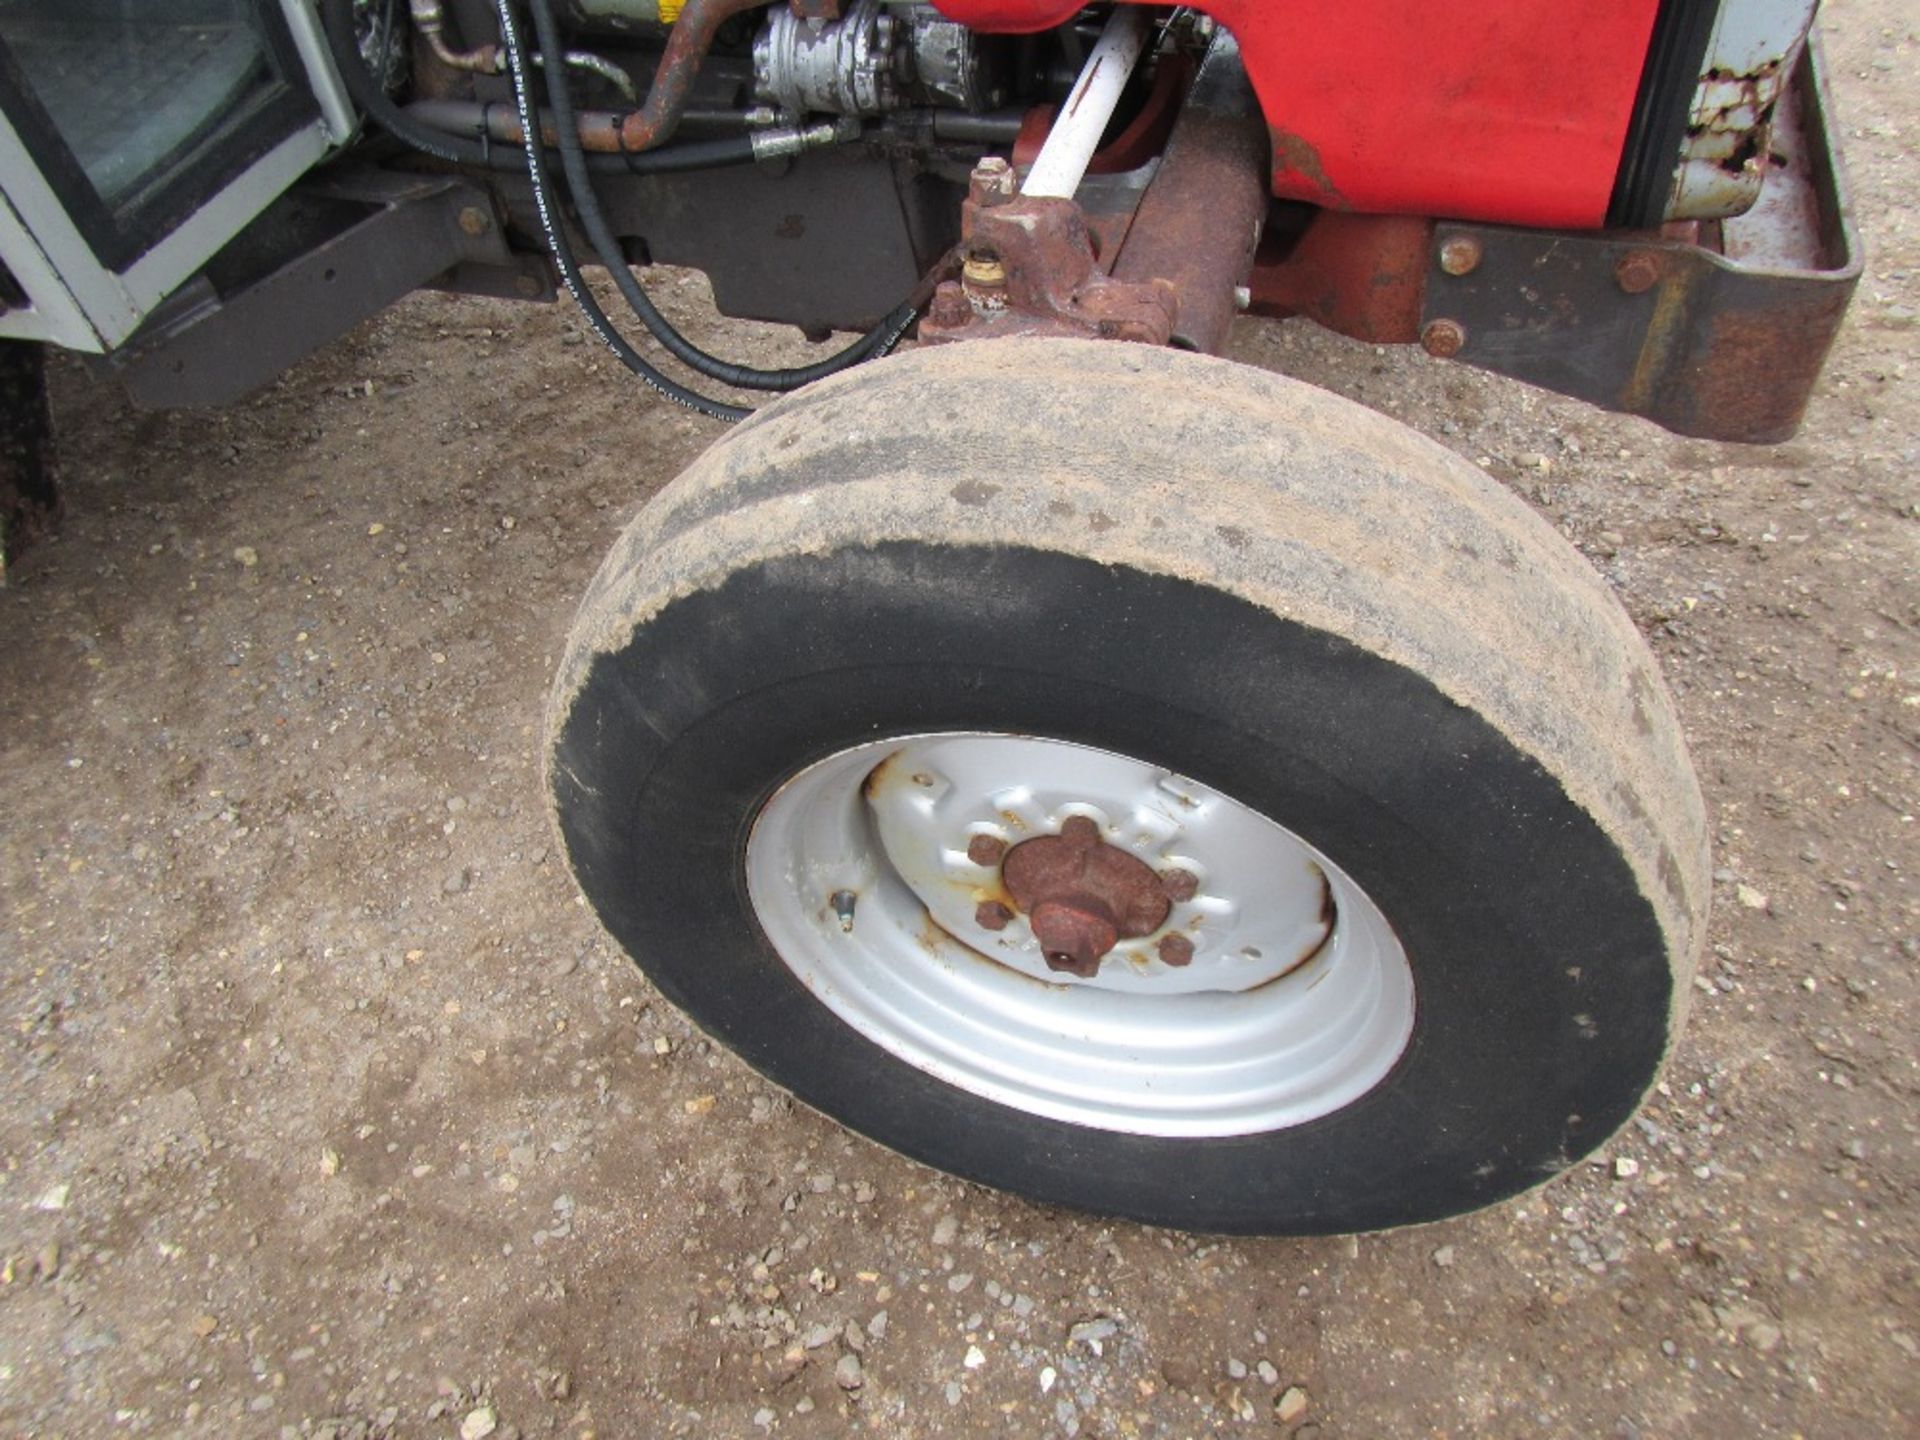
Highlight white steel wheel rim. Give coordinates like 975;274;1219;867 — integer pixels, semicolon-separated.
744;734;1415;1138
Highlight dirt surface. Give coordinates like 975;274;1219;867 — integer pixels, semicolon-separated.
2;5;1915;1437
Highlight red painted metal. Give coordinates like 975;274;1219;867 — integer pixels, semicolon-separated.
931;0;1663;228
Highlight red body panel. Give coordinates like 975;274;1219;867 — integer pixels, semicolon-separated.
933;0;1663;228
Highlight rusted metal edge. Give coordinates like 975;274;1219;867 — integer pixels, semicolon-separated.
1416;34;1859;445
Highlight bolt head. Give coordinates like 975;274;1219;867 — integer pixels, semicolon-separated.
1420;318;1467;358
1437;234;1482;276
1160;869;1199;903
1157;933;1195;967
968;156;1017;207
457;206;491;238
1614;250;1661;295
974;900;1013;932
966;834;1007;866
929;280;972;329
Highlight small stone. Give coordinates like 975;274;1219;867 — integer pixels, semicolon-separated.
1747;1322;1783;1353
548;1372;572;1401
459;1406;497;1440
1227;1358;1248;1379
932;1215;958;1246
1257;1360;1279;1386
800;1323;837;1350
834;1354;864;1390
1735;883;1769;911
948;1273;974;1293
1614;1156;1641;1180
1431;1245;1455;1268
35;1241;60;1281
1276;1386;1309;1424
1840;1138;1867;1161
1068;1317;1118;1355
232;546;259;568
752;1407;774;1430
443;869;470;895
34;1183;69;1212
866;1310;889;1340
944;1380;962;1406
1039;1365;1057;1393
190;1313;219;1338
964;1345;986;1370
683;1095;716;1115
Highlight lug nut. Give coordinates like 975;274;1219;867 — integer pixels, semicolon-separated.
1420;318;1467;358
966;834;1007;866
1157;933;1195;967
1614;250;1661;294
975;900;1013;931
1160;868;1199;902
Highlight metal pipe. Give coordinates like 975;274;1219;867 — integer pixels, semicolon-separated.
1020;5;1150;199
617;0;772;152
410;0;502;73
532;49;639;103
405;96;850;159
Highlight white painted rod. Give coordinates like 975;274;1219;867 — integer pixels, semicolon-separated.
1019;6;1152;200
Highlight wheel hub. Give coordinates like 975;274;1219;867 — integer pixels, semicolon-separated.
743;732;1416;1137
999;815;1173;977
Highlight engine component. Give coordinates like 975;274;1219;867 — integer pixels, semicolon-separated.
753;0;1001;116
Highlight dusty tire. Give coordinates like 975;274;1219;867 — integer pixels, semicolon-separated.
548;339;1708;1235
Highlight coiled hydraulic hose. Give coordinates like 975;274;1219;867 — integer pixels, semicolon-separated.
493;0;753;419
523;0;916;392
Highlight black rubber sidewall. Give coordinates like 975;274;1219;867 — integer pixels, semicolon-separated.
553;542;1671;1234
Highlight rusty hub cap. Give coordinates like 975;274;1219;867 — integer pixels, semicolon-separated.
1001;815;1170;977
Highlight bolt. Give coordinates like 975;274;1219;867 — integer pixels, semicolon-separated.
1614;250;1661;295
1157;933;1195;967
1161;869;1199;903
969;155;1017;207
966;834;1007;866
1031;898;1118;978
1437;234;1482;276
514;273;543;298
1420;318;1466;358
929;280;972;329
1233;285;1252;312
975;900;1013;931
457;205;491;237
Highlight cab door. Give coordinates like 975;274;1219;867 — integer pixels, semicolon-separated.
0;0;353;351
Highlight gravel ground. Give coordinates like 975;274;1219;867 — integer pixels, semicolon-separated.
1;4;1915;1436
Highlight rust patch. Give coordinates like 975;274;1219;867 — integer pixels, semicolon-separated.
1270;128;1343;206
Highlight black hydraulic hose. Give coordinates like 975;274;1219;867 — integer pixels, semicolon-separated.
522;0;915;391
492;0;752;420
319;0;756;175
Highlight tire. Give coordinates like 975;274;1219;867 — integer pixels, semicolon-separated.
548;338;1708;1235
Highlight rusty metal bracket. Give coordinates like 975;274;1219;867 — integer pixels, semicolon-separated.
1108;34;1269;354
1416;36;1859;444
919;171;1177;347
